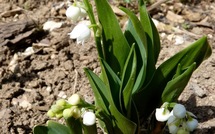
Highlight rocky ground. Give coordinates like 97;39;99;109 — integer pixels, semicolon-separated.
0;0;215;133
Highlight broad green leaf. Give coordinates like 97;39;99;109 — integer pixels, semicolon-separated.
84;69;137;134
33;120;70;134
121;7;148;94
139;2;161;85
100;58;122;110
120;44;137;117
94;0;130;76
124;20;146;94
139;2;161;63
84;68;111;114
162;63;196;102
34;125;48;134
133;36;212;119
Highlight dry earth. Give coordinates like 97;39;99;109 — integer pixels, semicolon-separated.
0;0;215;134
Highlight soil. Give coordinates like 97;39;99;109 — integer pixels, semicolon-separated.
0;0;214;134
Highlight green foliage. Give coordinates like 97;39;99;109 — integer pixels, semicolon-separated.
33;0;212;133
34;121;70;134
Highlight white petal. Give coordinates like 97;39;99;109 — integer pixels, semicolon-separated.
68;94;81;105
66;6;81;21
69;24;86;39
186;118;198;131
77;28;91;45
173;104;186;119
167;115;178;125
83;111;96;126
155;108;171;122
168;124;179;134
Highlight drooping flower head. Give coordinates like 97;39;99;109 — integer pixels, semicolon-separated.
68;23;91;45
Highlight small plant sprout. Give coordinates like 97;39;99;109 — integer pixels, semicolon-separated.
34;0;211;134
68;23;91;45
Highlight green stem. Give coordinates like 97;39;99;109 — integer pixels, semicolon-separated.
96;109;114;134
82;124;97;134
83;0;104;59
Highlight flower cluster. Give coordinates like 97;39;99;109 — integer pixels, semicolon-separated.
155;102;198;134
47;94;96;126
66;3;91;45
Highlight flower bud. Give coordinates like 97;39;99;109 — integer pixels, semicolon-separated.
55;113;63;118
68;23;91;45
71;106;81;119
83;111;96;126
173;104;186;119
47;110;55;118
51;104;64;113
63;108;73;119
168;124;179;134
177;128;189;134
186;118;198;131
155;108;171;122
68;94;81;105
56;99;67;106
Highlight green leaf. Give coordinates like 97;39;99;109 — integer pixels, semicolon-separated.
139;2;161;85
33;120;70;134
84;69;137;134
94;0;130;76
139;2;160;64
34;125;48;134
121;8;148;94
100;58;122;110
84;68;112;115
133;36;212;119
120;44;137;117
162;63;196;102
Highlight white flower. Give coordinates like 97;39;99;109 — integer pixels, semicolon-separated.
68;94;81;105
68;23;91;45
186;118;198;131
66;5;87;22
83;111;96;126
155;108;171;122
168;124;179;134
167;115;178;125
66;5;81;21
173;104;186;119
167;115;180;134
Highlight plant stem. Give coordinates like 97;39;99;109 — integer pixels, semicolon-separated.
83;0;104;59
82;124;98;134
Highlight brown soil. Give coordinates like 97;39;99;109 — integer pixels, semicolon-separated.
0;0;214;134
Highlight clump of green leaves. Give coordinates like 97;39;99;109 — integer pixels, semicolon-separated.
33;0;211;134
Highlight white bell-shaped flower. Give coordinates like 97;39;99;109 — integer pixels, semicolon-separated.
83;111;96;126
155;108;171;122
66;5;81;22
173;104;186;119
68;23;91;45
186;118;198;131
168;124;179;134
